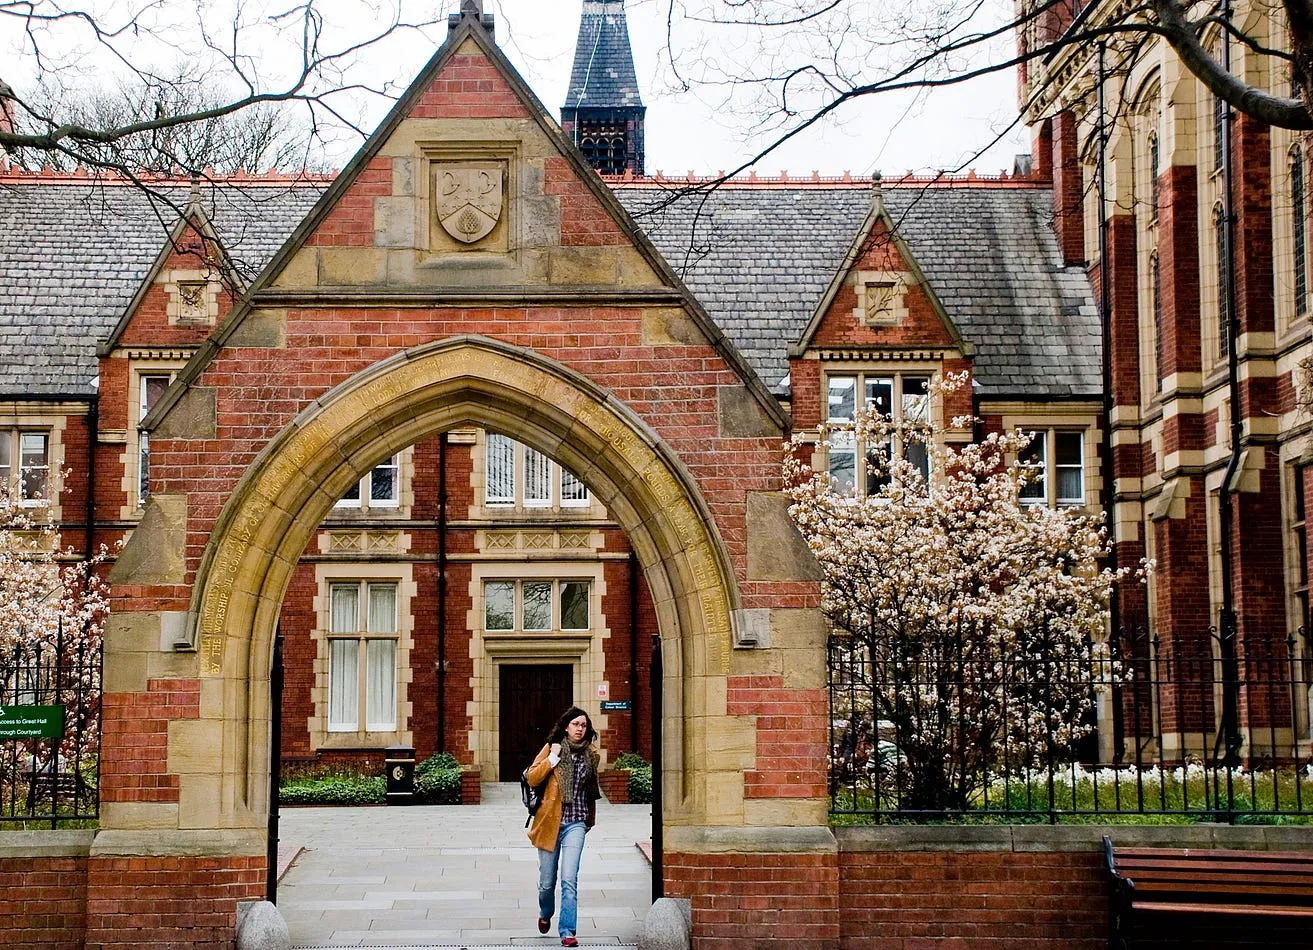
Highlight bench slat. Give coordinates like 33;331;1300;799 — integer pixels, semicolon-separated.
1130;901;1313;917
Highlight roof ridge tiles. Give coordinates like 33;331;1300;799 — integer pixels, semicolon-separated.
0;166;336;185
606;170;1048;189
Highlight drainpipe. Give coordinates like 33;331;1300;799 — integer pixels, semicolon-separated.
84;394;98;564
629;550;639;753
1216;0;1243;771
1096;45;1125;762
437;434;448;754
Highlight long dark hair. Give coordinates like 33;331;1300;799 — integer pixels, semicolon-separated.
547;706;597;744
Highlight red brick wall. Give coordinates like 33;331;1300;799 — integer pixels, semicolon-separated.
665;851;839;947
1051;110;1083;266
0;853;89;950
100;679;199;804
726;675;827;800
838;850;1105;948
83;854;264;949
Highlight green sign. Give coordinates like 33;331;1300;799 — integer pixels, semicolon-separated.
600;700;632;712
0;705;65;739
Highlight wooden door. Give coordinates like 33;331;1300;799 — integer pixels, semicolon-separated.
499;664;573;780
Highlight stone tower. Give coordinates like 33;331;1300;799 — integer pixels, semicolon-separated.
561;0;645;176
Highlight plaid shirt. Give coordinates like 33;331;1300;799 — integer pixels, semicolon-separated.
559;752;591;825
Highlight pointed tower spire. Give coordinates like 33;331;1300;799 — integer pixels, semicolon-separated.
561;0;646;176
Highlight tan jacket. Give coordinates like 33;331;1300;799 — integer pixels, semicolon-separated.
524;742;601;851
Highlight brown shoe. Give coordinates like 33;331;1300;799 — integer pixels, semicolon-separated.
537;918;550;935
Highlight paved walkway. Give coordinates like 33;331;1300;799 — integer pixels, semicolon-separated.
276;783;652;948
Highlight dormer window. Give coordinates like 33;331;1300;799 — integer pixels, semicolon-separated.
854;271;909;326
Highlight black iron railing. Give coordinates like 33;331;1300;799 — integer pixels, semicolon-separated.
0;622;102;826
829;625;1313;823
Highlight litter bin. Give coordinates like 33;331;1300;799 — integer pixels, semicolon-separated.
385;744;416;805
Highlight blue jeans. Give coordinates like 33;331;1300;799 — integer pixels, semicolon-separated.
538;821;586;938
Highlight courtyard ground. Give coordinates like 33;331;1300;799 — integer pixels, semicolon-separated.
275;783;652;947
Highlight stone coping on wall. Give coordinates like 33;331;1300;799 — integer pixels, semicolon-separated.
835;823;1313;853
0;829;95;859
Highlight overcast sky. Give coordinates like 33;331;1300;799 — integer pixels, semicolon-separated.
481;0;1032;179
2;0;1033;178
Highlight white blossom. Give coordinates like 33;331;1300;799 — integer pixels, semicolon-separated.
786;374;1126;810
0;479;110;792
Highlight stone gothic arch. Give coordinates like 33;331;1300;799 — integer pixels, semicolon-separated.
178;334;738;828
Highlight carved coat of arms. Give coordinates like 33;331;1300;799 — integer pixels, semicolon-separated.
435;163;504;244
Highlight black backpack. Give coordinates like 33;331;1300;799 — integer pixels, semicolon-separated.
520;769;548;827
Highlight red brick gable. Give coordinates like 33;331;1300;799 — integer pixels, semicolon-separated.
806;216;960;351
112;218;236;349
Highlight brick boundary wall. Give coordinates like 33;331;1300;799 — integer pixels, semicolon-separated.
83;853;265;948
0;831;94;950
834;825;1313;950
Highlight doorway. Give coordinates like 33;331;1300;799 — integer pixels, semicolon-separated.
499;663;573;780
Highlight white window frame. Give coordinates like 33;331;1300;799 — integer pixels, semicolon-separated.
334;455;401;511
482;578;592;633
0;429;51;507
137;372;174;507
483;433;591;510
326;580;400;733
1018;429;1086;509
823;371;933;498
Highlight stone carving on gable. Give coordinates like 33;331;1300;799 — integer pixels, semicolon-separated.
854;270;910;327
178;282;208;323
435;162;504;244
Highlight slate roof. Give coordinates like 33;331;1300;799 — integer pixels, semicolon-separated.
564;1;643;111
0;178;324;396
0;174;1098;402
614;183;1101;397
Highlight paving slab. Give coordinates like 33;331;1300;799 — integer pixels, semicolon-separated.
278;783;651;947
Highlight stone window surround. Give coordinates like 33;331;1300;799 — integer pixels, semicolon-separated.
469;428;603;520
309;562;416;751
466;560;609;780
820;366;939;499
999;408;1102;513
0;411;66;519
120;360;188;519
327;446;415;519
852;270;910;327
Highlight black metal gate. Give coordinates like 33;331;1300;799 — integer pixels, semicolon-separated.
267;633;284;903
0;621;102;826
650;632;663;901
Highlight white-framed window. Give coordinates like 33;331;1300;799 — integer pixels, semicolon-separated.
137;373;172;505
327;580;399;732
1018;430;1086;508
0;430;51;505
824;372;931;497
335;456;401;511
483;579;591;633
484;433;591;510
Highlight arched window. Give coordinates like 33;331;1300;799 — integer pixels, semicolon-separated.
1215;204;1230;358
1294;146;1308;316
1152;252;1164;388
1149;132;1160;217
1213;94;1227;172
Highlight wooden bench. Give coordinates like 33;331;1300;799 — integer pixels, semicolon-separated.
1104;835;1313;948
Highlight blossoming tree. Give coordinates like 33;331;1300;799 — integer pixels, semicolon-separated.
784;376;1122;812
0;482;109;815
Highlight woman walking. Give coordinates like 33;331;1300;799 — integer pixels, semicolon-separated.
525;706;601;947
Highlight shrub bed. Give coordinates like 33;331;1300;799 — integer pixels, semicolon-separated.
611;752;652;805
278;752;463;806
